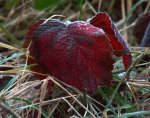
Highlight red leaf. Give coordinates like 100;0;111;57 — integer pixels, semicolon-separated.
24;13;132;94
90;12;132;69
23;19;48;79
23;19;53;94
30;20;114;93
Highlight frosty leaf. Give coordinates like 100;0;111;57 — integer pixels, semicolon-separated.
90;12;132;69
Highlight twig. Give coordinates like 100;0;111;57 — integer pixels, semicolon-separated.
105;49;148;110
98;0;102;12
47;74;105;108
119;22;135;32
48;76;96;118
0;102;21;118
113;61;150;73
144;0;150;13
85;0;97;14
121;0;126;20
62;98;82;117
47;75;105;108
0;24;20;45
48;101;60;117
37;79;48;118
